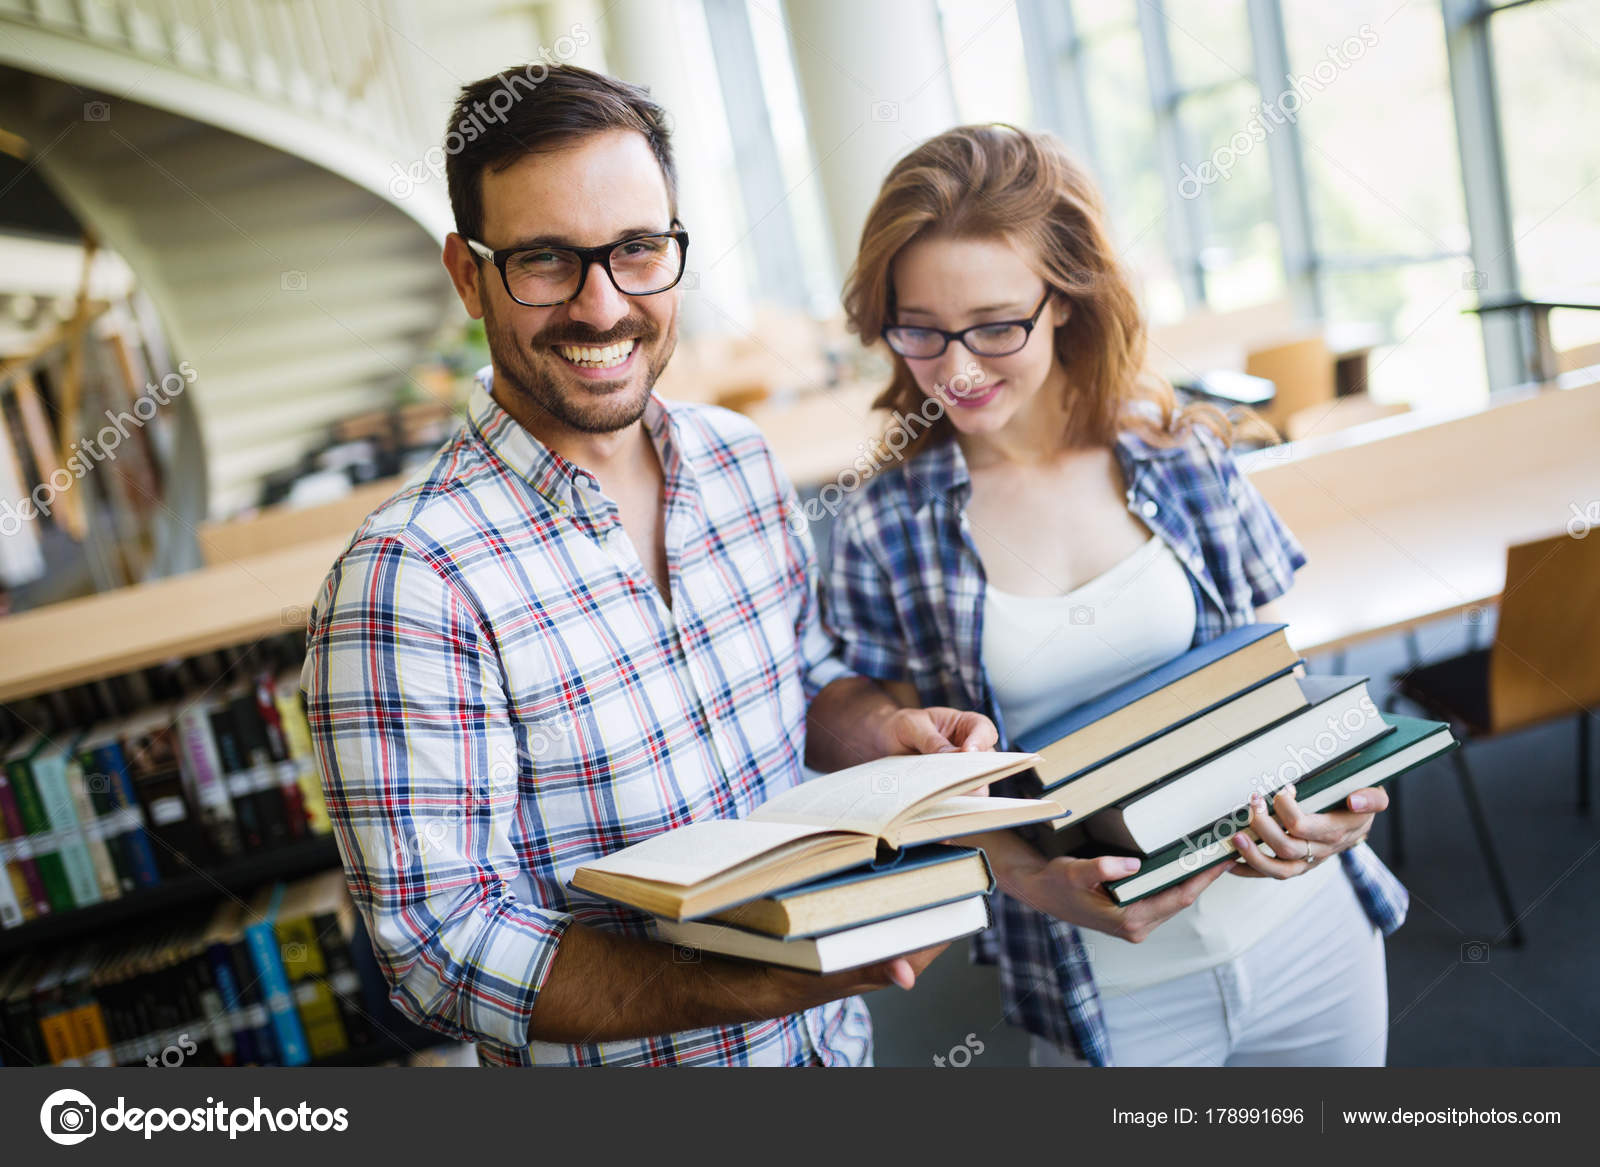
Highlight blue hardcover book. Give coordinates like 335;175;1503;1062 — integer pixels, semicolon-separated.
708;844;995;939
94;742;162;889
203;901;259;1066
244;883;311;1066
1014;623;1299;792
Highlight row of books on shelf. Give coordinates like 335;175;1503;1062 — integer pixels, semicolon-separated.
567;625;1457;972
0;870;374;1067
0;655;330;930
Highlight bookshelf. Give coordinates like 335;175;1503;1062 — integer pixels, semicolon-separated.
0;834;341;958
196;477;402;567
0;535;348;704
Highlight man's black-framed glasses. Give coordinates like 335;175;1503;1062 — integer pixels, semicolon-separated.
881;290;1053;359
465;223;690;307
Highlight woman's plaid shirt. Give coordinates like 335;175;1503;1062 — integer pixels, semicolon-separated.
822;420;1408;1065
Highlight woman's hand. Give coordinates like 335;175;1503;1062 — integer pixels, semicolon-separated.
1011;852;1230;943
1229;785;1387;878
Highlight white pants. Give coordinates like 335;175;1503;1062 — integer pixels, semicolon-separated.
1030;868;1389;1067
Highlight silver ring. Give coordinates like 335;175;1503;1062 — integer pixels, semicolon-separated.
1303;839;1315;864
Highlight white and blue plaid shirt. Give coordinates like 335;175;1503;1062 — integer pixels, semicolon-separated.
302;371;871;1066
823;419;1408;1066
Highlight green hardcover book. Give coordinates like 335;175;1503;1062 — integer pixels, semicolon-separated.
64;735;123;902
4;739;76;912
74;734;134;895
29;744;104;909
1104;714;1456;906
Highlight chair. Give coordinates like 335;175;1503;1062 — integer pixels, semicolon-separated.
1245;334;1337;436
1388;530;1600;947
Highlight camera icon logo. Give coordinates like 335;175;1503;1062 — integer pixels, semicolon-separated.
83;101;110;122
40;1088;97;1146
1460;941;1490;964
870;100;899;122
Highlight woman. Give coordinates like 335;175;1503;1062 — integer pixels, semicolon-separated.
824;125;1406;1067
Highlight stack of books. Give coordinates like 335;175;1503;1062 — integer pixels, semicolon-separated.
0;667;331;930
0;870;371;1067
1014;624;1456;904
572;751;1062;972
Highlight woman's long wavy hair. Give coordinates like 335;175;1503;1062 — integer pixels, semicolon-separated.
842;124;1228;453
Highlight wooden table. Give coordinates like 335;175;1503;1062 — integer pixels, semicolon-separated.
1246;378;1600;656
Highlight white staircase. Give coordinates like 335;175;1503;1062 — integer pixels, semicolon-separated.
0;0;457;518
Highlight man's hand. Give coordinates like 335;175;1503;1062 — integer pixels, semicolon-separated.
763;941;951;1006
879;705;998;756
1229;785;1386;878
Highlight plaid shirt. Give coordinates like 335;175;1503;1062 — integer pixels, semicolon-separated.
823;420;1408;1066
301;371;871;1066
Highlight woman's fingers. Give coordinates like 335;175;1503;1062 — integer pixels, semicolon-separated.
1230;831;1302;878
1269;787;1347;846
1345;786;1389;814
1249;794;1318;859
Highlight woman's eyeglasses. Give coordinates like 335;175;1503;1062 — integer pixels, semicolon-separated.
881;290;1052;359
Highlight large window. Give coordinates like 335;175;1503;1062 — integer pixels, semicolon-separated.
1490;0;1600;354
1283;0;1482;407
697;0;1595;401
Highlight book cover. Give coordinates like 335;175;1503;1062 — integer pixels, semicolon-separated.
276;914;349;1059
224;935;278;1065
208;704;265;852
274;676;331;835
712;844;996;938
6;748;76;912
254;672;308;839
76;739;136;895
29;745;104;909
173;704;243;857
63;739;124;901
1089;675;1389;852
91;740;162;889
1105;715;1456;905
229;690;293;847
243;885;311;1066
203;927;259;1066
0;765;51;918
122;717;212;877
1015;623;1293;768
0;831;22;927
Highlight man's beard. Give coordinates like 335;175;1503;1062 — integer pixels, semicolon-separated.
482;299;677;434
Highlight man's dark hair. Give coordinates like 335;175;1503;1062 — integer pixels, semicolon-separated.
444;64;677;242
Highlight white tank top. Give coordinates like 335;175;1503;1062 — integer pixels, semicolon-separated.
982;535;1338;996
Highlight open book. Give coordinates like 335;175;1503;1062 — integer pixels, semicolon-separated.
571;751;1056;920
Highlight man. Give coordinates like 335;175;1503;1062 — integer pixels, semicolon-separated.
301;65;995;1067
